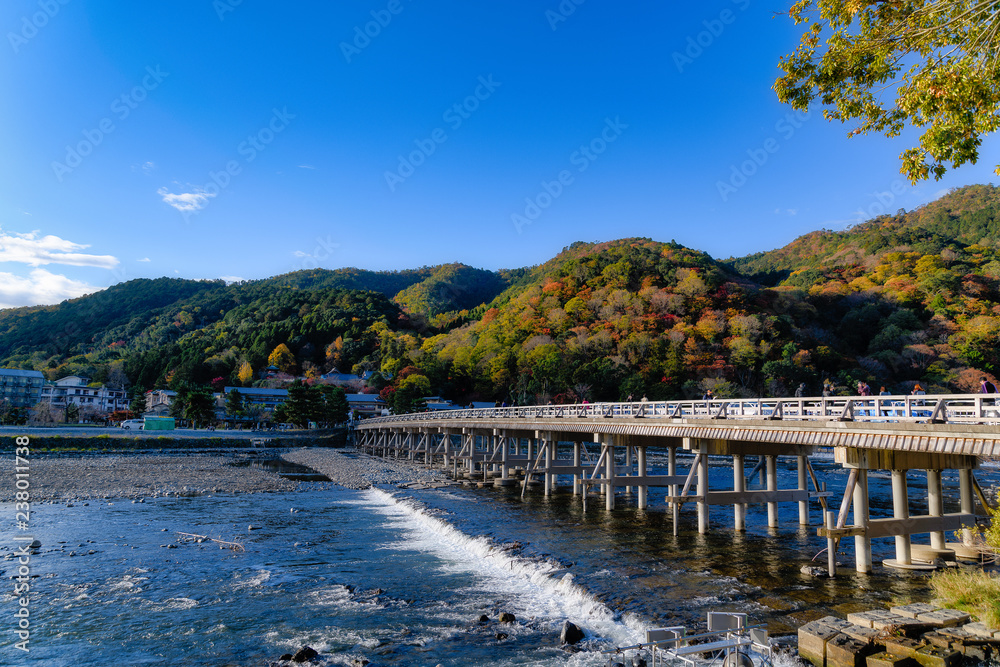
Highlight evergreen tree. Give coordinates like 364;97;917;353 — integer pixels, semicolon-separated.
130;386;147;416
225;388;246;421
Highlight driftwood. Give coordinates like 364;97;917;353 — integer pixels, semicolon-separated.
176;531;245;552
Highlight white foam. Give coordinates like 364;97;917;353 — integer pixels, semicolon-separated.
229;568;271;590
359;487;648;647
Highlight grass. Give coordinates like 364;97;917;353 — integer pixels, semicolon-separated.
930;567;1000;628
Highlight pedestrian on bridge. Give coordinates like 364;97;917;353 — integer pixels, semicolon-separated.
981;377;997;394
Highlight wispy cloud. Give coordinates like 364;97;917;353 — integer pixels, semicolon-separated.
157;186;216;213
0;228;119;268
298;164;315;169
219;275;244;284
0;268;102;309
137;257;151;262
133;161;156;174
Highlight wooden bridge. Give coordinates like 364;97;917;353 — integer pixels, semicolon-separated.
354;394;1000;575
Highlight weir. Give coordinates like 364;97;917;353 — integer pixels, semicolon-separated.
355;394;1000;575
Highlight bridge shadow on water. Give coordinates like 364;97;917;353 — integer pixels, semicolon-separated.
446;453;998;634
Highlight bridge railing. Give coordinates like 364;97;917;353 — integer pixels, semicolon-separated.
357;394;1000;426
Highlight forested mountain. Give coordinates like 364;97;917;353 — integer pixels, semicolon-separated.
2;184;1000;411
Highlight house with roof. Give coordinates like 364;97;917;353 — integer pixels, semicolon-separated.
345;393;387;418
223;386;289;411
145;389;177;417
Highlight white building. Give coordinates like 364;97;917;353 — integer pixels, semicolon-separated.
145;389;177;416
40;376;129;415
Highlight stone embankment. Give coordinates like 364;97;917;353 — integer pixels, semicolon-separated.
800;603;1000;667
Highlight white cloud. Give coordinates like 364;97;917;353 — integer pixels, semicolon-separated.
0;268;102;309
0;228;119;268
137;257;151;262
157;186;216;213
292;250;309;257
133;161;156;174
298;164;315;169
219;275;244;284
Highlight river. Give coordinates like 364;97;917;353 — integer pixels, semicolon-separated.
1;448;995;666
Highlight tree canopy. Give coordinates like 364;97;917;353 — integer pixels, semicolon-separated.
775;0;1000;182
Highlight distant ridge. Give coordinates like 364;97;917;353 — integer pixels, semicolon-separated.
2;184;999;409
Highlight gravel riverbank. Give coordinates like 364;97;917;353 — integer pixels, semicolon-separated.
0;448;446;501
280;447;449;489
0;454;298;501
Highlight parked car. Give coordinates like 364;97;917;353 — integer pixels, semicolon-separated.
120;419;144;430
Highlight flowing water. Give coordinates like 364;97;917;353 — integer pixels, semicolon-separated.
2;449;997;666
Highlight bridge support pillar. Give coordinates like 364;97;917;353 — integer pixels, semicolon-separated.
637;447;647;510
697;443;709;534
603;435;615;511
625;446;633;495
927;469;946;550
853;469;871;573
798;456;809;525
733;454;745;532
668;446;677;510
891;470;912;565
467;432;476;478
766;455;778;528
573;442;581;495
960;468;974;544
542;433;553;497
499;430;509;482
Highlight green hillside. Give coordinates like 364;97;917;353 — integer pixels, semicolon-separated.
3;185;1000;416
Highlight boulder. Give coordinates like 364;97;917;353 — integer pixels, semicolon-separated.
560;620;585;645
499;612;516;624
292;645;319;663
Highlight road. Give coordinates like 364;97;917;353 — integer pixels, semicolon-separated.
0;425;300;439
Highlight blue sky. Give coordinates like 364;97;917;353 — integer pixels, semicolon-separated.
0;0;996;309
